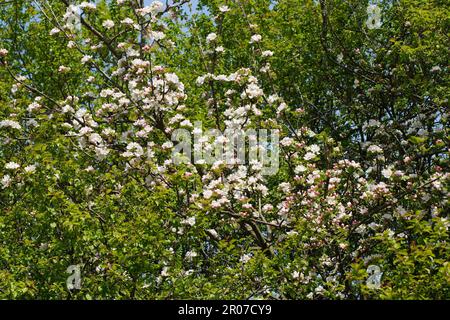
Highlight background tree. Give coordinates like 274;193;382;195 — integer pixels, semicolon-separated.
0;0;448;299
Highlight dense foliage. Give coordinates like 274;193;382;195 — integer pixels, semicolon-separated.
0;0;448;299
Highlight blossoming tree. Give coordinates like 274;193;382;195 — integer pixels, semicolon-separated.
0;0;448;299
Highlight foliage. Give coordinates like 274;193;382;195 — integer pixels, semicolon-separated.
0;0;448;299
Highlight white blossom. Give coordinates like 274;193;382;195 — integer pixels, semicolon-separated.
1;175;12;188
5;162;20;170
381;167;393;179
304;152;316;161
0;120;21;130
24;165;36;173
249;34;262;43
206;33;217;43
102;20;115;29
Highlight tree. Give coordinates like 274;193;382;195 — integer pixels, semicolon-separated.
0;0;448;299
